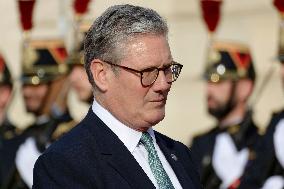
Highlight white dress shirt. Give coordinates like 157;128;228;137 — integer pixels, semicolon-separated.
92;99;182;189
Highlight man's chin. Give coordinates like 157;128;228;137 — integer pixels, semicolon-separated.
208;107;228;120
26;106;40;115
147;111;165;126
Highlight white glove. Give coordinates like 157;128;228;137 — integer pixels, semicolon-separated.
212;133;249;189
16;137;41;188
274;119;284;168
261;175;284;189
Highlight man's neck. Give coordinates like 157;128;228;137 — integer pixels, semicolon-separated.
219;104;246;128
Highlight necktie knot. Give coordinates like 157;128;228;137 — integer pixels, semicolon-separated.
140;132;154;146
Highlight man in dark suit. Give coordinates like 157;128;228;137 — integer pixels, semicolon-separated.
33;4;202;189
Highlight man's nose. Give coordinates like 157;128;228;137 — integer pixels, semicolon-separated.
152;71;171;91
207;82;214;93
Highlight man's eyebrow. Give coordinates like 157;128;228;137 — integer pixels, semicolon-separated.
141;65;157;71
139;60;174;71
163;61;174;67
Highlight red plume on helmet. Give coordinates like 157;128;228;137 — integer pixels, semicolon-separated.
73;0;91;15
67;0;92;68
200;0;223;77
200;0;223;34
274;0;284;14
17;0;36;32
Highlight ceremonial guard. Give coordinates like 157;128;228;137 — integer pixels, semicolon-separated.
68;0;93;104
68;22;93;104
1;39;76;189
0;53;20;187
239;1;284;188
239;109;284;189
0;53;18;145
190;41;261;189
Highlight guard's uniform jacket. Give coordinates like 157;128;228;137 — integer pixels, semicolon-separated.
239;110;284;189
0;119;20;187
0;110;76;189
190;112;261;189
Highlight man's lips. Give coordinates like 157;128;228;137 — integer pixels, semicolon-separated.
150;97;166;103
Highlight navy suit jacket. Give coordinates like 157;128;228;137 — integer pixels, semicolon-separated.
33;108;202;189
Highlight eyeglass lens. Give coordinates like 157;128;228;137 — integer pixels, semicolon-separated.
141;64;181;86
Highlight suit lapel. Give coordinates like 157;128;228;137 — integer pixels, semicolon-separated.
84;109;155;189
101;148;155;189
155;133;196;188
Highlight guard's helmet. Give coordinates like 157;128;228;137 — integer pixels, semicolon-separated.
204;41;256;83
67;22;91;67
21;38;68;85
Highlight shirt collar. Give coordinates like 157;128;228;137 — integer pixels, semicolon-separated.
92;98;156;153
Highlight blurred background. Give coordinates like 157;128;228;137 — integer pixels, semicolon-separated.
0;0;282;145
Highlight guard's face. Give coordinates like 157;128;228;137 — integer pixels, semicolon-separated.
69;65;92;102
0;85;12;112
106;35;172;131
22;84;48;114
206;80;234;118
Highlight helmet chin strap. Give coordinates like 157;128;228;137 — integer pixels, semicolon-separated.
37;76;70;118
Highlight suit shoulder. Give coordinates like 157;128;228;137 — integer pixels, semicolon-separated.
154;131;181;145
44;120;90;156
271;109;284;121
268;109;284;125
265;109;284;133
154;131;174;142
154;132;202;186
154;131;190;154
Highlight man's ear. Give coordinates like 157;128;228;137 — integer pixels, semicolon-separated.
90;59;109;92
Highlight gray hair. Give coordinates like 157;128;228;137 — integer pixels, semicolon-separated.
84;4;168;89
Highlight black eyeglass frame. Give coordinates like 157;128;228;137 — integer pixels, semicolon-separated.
103;60;183;87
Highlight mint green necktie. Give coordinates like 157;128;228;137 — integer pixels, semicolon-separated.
140;132;175;189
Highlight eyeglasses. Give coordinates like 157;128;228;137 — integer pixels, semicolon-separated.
103;60;183;87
